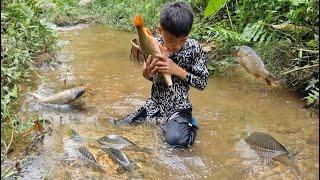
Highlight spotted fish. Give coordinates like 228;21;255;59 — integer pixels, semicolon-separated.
245;132;302;176
77;146;106;172
78;146;98;163
102;147;131;170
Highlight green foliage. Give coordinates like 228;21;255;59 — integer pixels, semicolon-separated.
303;78;319;107
44;0;168;30
1;0;57;155
87;0;166;31
204;0;227;17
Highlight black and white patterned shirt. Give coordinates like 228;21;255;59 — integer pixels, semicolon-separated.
144;36;209;120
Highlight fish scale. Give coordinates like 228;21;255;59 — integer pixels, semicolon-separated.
97;135;136;148
76;146;106;172
77;146;98;163
245;132;289;159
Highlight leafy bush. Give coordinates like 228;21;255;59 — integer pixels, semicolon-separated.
1;0;57;154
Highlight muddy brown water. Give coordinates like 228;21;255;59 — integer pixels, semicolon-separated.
9;24;319;179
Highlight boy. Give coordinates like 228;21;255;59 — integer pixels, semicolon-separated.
119;1;208;147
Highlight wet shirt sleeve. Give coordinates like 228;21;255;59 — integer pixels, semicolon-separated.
184;44;209;91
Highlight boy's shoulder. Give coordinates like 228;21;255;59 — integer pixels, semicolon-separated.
186;38;200;47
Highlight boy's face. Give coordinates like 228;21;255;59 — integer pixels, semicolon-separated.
158;26;188;53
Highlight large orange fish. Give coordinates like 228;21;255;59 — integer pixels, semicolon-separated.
133;15;173;86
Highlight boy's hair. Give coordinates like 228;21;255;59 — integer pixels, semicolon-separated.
160;1;194;37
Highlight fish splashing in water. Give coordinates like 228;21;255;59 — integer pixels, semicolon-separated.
244;132;302;177
230;46;278;86
29;86;86;105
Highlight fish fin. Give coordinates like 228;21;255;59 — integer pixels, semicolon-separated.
253;74;261;79
145;27;152;36
124;138;136;146
133;15;144;27
27;92;42;99
265;78;273;85
291;163;303;178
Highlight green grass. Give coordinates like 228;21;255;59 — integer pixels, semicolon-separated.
1;0;57;160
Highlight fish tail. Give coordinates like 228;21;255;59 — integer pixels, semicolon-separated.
288;156;303;178
291;163;302;178
265;74;278;86
163;74;173;86
68;128;80;137
133;15;144;27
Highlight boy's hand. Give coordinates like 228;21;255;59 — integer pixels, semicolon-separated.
143;55;157;80
154;54;188;80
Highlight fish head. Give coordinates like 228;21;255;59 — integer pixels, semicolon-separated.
230;46;241;56
72;86;86;99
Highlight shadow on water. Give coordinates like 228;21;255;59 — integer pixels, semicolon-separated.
8;24;319;179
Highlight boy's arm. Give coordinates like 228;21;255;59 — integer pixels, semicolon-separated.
154;44;209;90
183;45;209;91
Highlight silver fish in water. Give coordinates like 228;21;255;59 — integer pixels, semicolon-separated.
97;135;136;149
29;86;86;104
102;147;131;170
97;134;153;153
